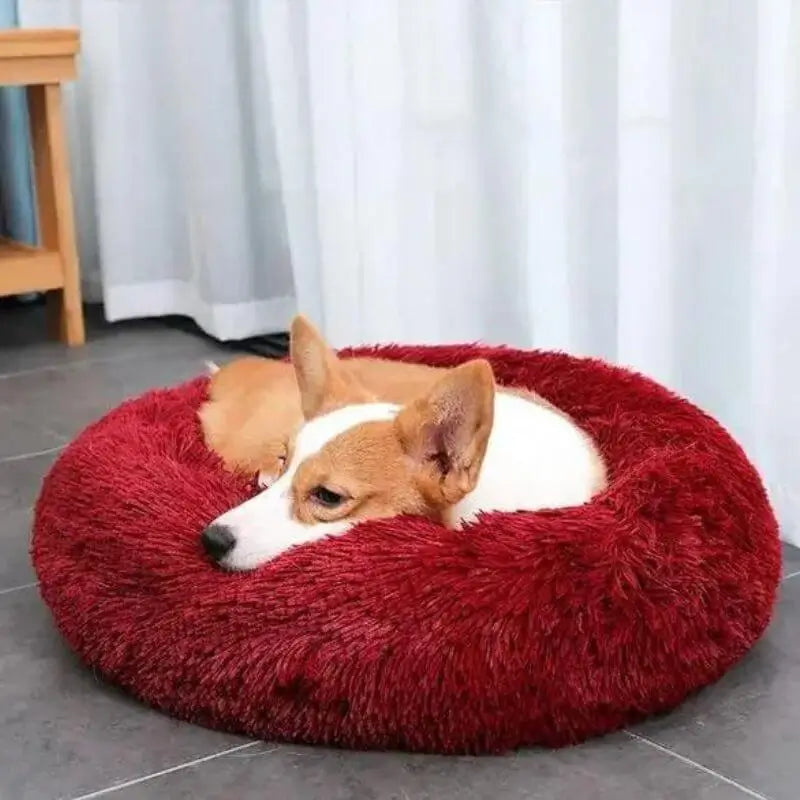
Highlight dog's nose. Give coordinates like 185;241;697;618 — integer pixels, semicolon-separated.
201;524;236;560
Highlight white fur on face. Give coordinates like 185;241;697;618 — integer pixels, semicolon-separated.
211;403;399;570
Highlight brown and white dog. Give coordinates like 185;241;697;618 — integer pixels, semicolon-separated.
200;317;606;570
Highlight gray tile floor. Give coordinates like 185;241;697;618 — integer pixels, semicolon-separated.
1;303;798;800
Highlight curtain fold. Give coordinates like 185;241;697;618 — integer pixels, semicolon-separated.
0;0;36;244
257;0;800;544
19;0;296;336
17;0;800;544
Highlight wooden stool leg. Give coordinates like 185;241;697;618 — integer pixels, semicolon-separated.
27;83;85;346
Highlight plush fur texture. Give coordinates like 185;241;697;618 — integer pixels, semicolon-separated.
32;344;781;754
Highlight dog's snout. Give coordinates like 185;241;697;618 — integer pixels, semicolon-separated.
201;524;236;560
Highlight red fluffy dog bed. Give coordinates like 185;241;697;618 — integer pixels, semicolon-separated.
33;345;780;753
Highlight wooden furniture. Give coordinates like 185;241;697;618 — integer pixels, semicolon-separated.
0;28;84;346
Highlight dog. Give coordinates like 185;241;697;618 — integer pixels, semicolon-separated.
200;316;607;570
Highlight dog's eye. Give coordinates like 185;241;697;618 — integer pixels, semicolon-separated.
310;486;345;508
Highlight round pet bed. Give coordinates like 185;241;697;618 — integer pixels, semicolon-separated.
32;345;781;753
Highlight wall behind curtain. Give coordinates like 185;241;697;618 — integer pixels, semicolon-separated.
0;0;36;244
19;0;296;337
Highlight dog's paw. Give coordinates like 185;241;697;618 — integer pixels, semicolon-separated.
257;470;279;489
256;449;288;490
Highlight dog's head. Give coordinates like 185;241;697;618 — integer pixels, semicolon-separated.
201;316;495;570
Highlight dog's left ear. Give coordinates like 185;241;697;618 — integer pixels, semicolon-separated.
395;359;495;503
290;315;372;419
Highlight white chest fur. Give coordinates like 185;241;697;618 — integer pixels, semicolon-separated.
453;393;601;525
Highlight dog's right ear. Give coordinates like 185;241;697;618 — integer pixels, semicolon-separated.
395;359;495;504
290;315;371;419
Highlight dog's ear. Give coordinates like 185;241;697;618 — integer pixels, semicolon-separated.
290;315;372;419
395;359;495;503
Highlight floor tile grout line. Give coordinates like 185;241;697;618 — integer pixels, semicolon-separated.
0;338;219;382
0;581;39;596
0;351;141;381
66;741;261;799
624;731;773;800
0;443;65;464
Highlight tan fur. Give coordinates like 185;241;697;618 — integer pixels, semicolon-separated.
198;356;298;480
200;316;607;499
290;420;434;524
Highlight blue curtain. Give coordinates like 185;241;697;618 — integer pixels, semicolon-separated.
0;0;36;244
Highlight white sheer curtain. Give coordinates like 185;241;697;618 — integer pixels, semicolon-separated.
19;0;296;339
259;0;800;543
19;0;800;543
